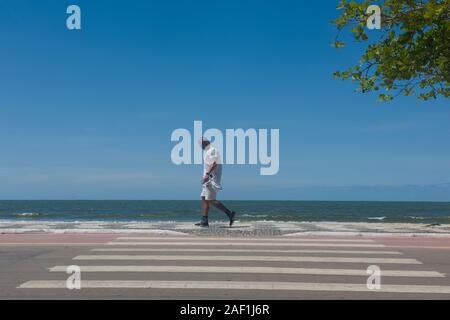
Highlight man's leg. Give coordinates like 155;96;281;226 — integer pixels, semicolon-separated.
211;200;236;226
210;200;231;215
202;197;210;217
195;197;210;227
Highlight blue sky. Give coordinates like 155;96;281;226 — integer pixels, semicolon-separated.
1;0;449;200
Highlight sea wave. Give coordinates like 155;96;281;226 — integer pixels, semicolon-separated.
14;212;41;217
367;216;386;221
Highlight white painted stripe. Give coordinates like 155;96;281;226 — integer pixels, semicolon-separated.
0;243;106;246
116;237;376;243
74;255;421;264
49;265;442;277
389;246;450;250
18;280;450;293
107;242;386;248
92;248;402;255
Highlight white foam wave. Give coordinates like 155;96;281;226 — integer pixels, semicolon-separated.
14;212;41;217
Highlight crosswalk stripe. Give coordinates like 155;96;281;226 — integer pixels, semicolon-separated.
17;280;450;293
0;243;107;246
73;255;421;264
49;265;442;277
92;248;402;255
107;242;386;248
116;237;376;243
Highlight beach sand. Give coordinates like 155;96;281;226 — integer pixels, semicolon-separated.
1;220;450;238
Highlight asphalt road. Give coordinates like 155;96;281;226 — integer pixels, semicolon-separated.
1;233;450;299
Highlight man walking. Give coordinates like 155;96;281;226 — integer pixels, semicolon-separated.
195;137;236;227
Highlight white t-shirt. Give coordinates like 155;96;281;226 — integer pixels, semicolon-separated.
203;145;222;190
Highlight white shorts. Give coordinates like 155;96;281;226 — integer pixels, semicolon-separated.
201;184;218;200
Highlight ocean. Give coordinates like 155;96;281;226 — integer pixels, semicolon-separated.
0;200;449;224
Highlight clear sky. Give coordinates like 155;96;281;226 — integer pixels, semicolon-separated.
1;0;449;201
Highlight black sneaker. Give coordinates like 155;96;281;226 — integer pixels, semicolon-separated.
195;221;209;227
228;211;236;227
195;217;209;227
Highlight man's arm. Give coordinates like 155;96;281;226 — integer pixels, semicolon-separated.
203;162;217;184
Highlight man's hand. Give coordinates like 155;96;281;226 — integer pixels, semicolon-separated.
202;162;216;185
